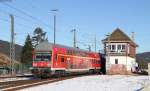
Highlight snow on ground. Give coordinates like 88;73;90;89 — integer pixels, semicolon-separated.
0;77;30;82
19;75;150;91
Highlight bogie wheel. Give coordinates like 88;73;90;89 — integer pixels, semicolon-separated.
89;69;95;74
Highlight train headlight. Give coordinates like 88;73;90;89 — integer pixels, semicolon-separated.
33;63;37;67
41;63;43;66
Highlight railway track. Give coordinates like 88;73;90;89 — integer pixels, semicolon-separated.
0;74;90;91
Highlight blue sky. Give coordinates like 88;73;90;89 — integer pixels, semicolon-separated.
0;0;150;53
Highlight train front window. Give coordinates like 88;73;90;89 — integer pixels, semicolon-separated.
35;52;51;61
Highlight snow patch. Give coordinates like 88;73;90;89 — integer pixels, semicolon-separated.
0;77;30;82
18;75;150;91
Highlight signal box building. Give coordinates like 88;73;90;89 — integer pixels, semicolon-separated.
102;28;138;74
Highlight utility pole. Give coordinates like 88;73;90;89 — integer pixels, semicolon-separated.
51;9;58;44
10;14;15;76
94;35;97;52
106;33;110;73
71;29;76;48
88;45;91;52
54;15;56;44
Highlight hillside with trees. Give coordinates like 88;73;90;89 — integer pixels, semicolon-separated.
0;40;22;61
136;52;150;69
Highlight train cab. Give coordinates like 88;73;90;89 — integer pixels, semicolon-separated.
32;41;53;77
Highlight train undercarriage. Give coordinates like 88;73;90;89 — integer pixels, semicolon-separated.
32;67;101;78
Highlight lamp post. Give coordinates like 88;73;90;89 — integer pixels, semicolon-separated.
51;9;58;44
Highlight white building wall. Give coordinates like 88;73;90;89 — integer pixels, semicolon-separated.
106;56;136;71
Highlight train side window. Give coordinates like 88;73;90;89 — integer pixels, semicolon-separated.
61;56;65;62
96;60;98;64
70;50;72;55
55;54;58;61
67;50;72;55
71;50;73;55
93;60;94;63
67;50;70;55
93;59;95;64
94;60;96;64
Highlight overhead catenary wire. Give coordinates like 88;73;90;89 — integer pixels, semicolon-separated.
0;8;42;27
2;3;53;29
0;9;39;30
0;8;59;40
0;2;73;47
0;17;31;45
0;2;63;43
0;17;9;22
0;17;34;30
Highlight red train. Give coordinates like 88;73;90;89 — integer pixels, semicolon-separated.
32;41;101;77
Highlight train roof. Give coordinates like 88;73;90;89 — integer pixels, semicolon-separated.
35;41;97;54
35;41;53;52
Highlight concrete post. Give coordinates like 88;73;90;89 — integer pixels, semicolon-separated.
148;63;150;75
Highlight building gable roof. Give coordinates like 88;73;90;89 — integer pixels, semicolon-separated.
103;28;137;46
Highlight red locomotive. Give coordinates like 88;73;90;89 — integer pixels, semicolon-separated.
32;41;101;77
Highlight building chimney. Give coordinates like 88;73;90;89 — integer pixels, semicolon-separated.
131;32;135;41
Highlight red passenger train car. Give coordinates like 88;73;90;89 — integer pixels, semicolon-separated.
32;41;101;77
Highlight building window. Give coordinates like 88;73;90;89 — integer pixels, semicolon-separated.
112;45;116;50
61;56;64;62
115;59;118;64
122;45;126;50
107;45;111;50
118;45;121;50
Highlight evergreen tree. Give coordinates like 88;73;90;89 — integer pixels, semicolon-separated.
21;34;33;67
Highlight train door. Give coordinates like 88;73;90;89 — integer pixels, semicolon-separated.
101;54;106;74
66;57;71;70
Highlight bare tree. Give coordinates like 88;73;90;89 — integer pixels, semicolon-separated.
32;27;47;47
